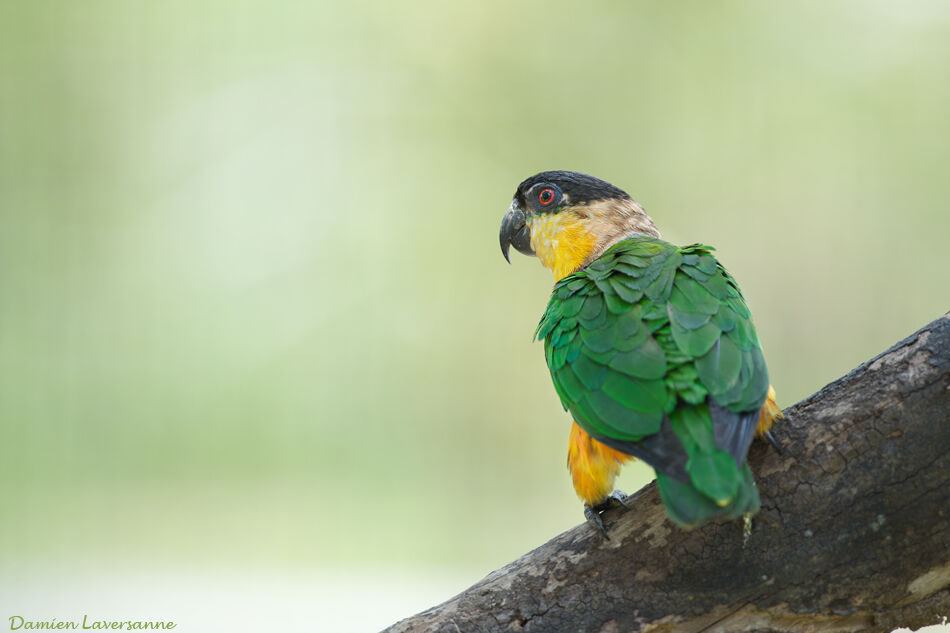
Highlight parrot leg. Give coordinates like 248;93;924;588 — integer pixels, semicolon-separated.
742;513;753;547
584;490;629;539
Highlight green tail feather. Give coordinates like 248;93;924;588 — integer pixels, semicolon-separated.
656;463;760;528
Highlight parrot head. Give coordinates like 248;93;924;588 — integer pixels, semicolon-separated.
500;171;660;281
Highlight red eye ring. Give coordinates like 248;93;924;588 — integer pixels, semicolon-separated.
538;188;555;206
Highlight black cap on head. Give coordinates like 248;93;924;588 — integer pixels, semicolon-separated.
514;171;631;208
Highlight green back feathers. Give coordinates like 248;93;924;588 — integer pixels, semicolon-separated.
536;237;769;527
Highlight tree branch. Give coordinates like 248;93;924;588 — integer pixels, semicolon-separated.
384;312;950;633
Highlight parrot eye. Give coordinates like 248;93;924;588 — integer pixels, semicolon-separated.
538;188;555;206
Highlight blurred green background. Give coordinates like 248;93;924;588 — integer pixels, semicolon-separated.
1;1;948;631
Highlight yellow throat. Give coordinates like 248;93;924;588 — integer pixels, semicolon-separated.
527;212;598;282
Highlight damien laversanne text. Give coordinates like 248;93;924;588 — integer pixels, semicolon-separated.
8;616;176;630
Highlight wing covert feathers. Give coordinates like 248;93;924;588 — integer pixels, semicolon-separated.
539;237;770;526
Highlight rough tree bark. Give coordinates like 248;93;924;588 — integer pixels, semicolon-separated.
384;312;950;633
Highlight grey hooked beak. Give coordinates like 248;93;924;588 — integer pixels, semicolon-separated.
499;202;535;263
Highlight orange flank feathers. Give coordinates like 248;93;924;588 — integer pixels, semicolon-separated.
758;385;783;436
567;421;632;507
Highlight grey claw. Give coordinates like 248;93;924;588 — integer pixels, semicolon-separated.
608;489;629;508
764;430;783;455
584;505;610;539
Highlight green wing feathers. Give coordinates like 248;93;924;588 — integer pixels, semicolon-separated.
538;237;769;527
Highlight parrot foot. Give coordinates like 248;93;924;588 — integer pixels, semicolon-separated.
764;430;783;455
742;513;753;547
584;490;629;539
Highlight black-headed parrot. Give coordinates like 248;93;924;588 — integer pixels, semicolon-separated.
499;170;781;535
